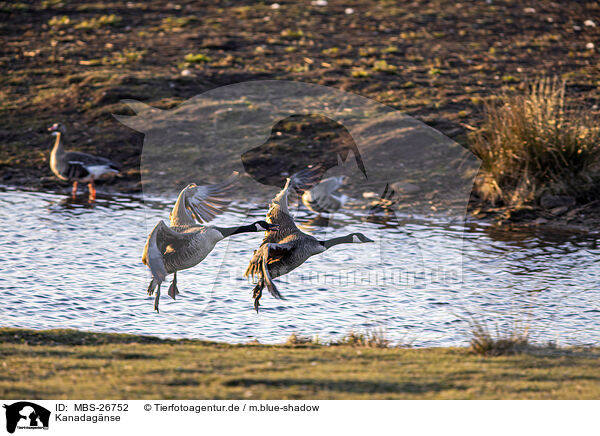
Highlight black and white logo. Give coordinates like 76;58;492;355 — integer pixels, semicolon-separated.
3;402;50;434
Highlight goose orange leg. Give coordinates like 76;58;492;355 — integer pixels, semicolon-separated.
71;181;78;198
88;178;96;201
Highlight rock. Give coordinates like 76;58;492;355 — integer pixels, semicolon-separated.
539;194;575;209
549;206;569;216
390;181;420;195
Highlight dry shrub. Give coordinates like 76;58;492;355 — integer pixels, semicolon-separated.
285;333;317;346
332;328;390;348
471;78;600;207
469;319;530;356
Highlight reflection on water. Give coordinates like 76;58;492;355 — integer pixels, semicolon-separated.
0;185;598;347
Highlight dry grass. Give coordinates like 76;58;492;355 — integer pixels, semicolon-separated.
472;78;600;207
332;328;391;348
2;328;600;399
469;320;530;356
285;333;318;346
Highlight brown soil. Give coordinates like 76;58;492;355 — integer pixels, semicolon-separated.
1;0;599;226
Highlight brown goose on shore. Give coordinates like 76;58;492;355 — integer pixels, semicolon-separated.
244;166;373;312
48;123;120;199
142;172;279;312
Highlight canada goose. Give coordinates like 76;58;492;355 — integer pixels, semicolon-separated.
244;166;373;312
301;175;349;214
142;172;279;312
48;123;120;200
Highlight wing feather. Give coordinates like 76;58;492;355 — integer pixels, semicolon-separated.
170;172;239;226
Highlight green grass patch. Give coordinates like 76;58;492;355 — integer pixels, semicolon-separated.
351;68;370;78
184;53;212;63
75;14;121;30
280;29;304;39
372;60;398;73
1;328;599;399
159;16;197;32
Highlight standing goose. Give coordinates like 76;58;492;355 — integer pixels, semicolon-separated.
143;172;279;312
301;175;349;214
48;123;120;199
244;166;373;312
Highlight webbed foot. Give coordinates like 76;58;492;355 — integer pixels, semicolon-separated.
168;273;179;300
252;282;263;313
147;279;157;296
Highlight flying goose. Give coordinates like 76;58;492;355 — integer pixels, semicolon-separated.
142;173;279;312
48;123;120;199
244;166;373;312
301;175;349;214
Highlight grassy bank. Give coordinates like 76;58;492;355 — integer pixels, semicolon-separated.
1;328;598;399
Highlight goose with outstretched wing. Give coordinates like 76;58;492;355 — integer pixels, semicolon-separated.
245;166;373;312
143;172;278;312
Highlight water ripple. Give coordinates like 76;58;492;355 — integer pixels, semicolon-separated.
1;186;599;347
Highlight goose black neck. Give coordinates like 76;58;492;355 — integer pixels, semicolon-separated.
320;234;353;249
215;223;260;238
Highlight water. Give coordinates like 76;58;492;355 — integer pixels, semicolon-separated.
1;186;599;347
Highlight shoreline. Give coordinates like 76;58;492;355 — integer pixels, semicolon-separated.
4;180;600;236
1;328;599;399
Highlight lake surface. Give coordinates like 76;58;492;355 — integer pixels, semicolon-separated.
1;186;598;347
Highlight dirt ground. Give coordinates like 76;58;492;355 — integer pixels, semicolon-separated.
1;0;599;225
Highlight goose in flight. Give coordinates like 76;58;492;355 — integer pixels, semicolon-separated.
48;123;120;200
244;166;373;312
301;175;349;214
142;173;278;312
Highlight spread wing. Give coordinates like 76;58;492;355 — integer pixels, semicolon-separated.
268;165;324;219
170;172;239;227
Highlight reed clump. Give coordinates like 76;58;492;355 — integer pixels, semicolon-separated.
471;78;600;207
332;328;391;348
469;320;530;356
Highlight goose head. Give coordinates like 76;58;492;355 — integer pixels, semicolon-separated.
48;123;66;136
350;233;374;243
255;221;279;232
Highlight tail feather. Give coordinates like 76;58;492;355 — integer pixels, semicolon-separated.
261;251;284;300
